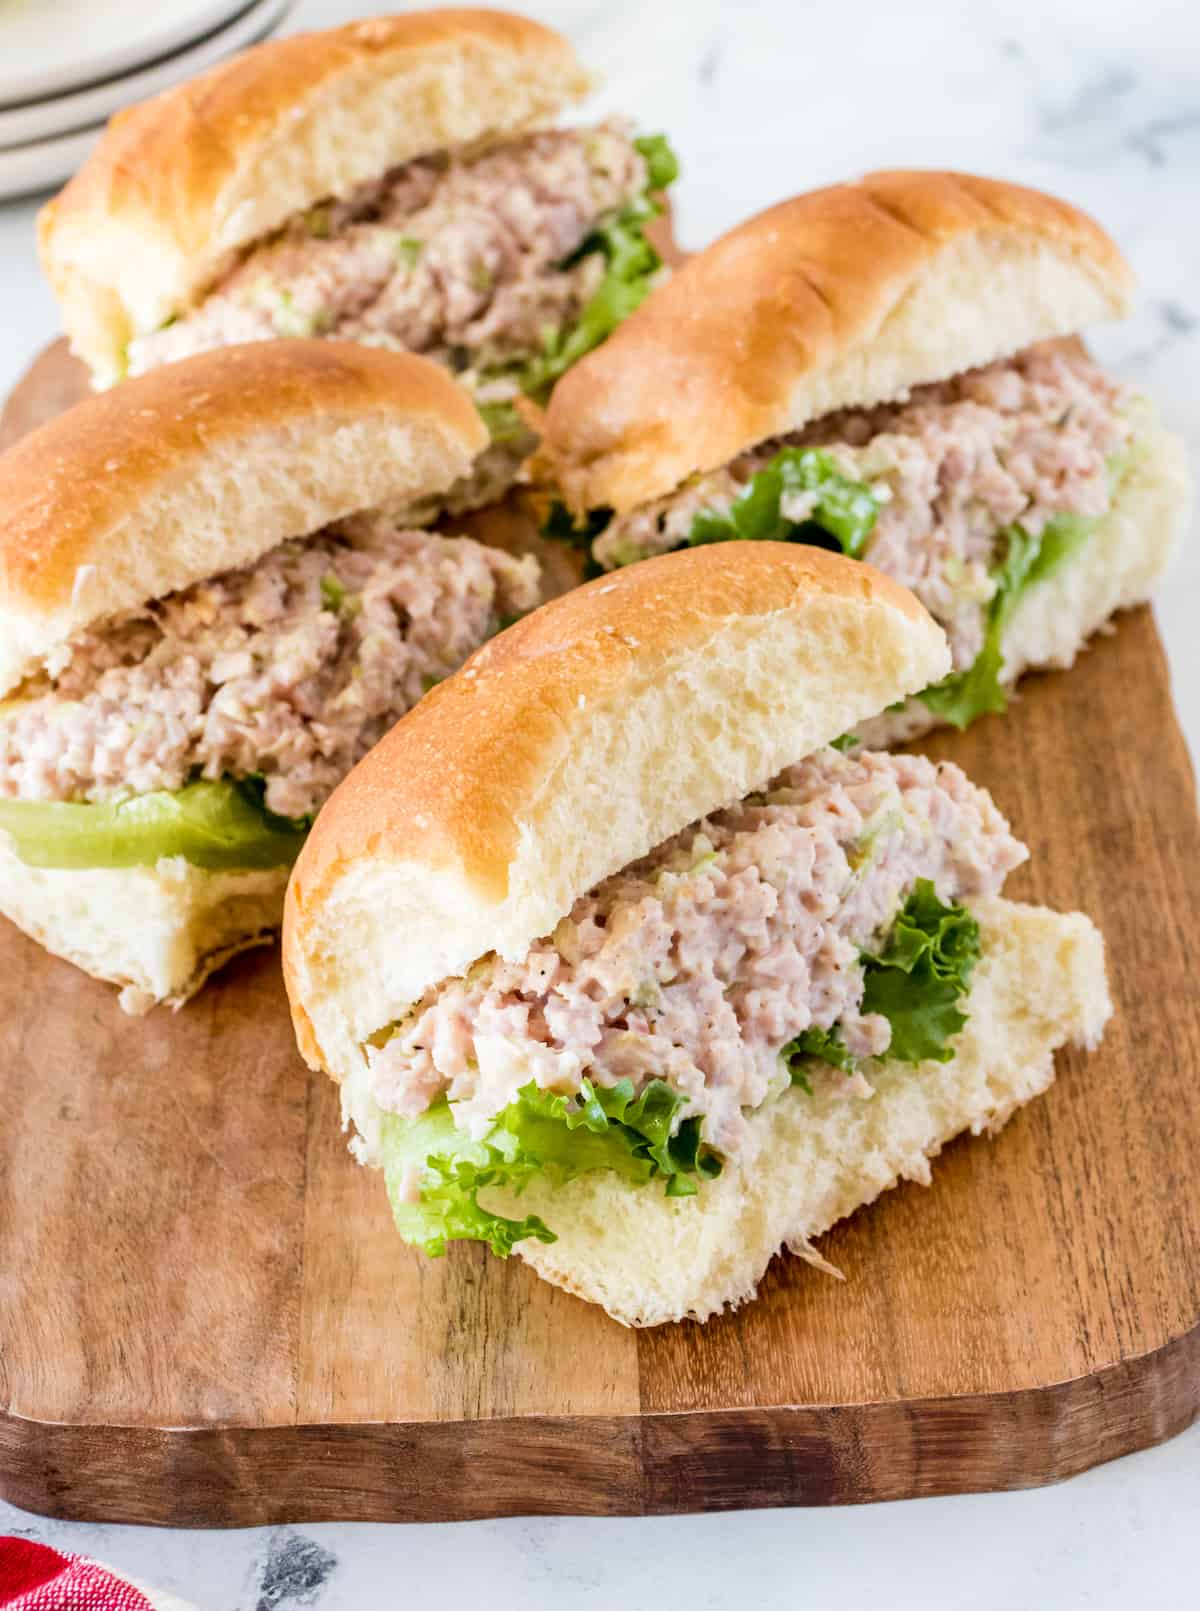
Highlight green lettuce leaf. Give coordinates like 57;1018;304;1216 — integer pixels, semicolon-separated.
687;446;880;558
381;1100;555;1259
492;134;679;415
0;776;310;870
380;1074;721;1257
780;1025;856;1092
544;445;879;572
475;399;535;447
541;500;611;579
519;197;666;399
634;132;680;191
504;1077;721;1197
784;881;981;1078
917;477;1116;730
859;880;981;1063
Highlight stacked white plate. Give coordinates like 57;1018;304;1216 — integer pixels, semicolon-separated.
0;0;295;202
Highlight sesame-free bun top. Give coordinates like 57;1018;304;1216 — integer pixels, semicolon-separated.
282;542;951;1081
537;169;1135;516
39;9;593;386
0;339;486;698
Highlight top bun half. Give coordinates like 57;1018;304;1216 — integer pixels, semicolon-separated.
536;169;1134;515
282;542;949;1081
0;339;487;698
39;9;593;386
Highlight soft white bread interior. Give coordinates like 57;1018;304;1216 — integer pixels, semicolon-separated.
0;840;289;1013
856;410;1193;748
283;543;951;1088
488;896;1111;1325
38;10;593;386
535;169;1134;515
0;339;486;698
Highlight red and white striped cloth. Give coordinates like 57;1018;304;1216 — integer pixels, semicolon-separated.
0;1539;198;1611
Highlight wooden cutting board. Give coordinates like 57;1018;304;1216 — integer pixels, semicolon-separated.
0;343;1197;1528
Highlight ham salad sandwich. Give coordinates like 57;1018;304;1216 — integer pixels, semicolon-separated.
534;169;1191;743
38;8;678;509
0;341;541;1011
282;543;1111;1326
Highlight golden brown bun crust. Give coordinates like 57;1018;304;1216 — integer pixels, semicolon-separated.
290;541;928;908
283;543;946;1075
537;169;1135;514
0;339;481;611
39;11;592;384
0;340;486;695
46;10;576;235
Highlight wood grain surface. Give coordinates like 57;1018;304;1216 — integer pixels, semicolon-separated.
0;342;1197;1526
0;337;87;443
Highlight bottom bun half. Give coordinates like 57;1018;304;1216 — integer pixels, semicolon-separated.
0;842;289;1011
479;895;1110;1326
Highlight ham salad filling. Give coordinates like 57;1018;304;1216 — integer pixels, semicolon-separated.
127;124;671;511
129;125;649;384
368;747;1026;1164
128;124;666;471
590;344;1137;674
0;517;540;821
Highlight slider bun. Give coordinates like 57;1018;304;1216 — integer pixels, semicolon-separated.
0;340;486;699
0;842;289;1012
536;169;1134;515
493;896;1112;1325
39;10;592;386
283;542;950;1081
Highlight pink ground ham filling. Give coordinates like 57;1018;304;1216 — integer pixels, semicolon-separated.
594;344;1135;668
127;123;649;395
0;516;540;820
368;748;1027;1159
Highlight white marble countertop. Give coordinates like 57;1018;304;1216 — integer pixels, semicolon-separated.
0;0;1196;1605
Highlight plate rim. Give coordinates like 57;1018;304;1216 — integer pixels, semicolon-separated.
0;0;292;150
0;0;258;110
